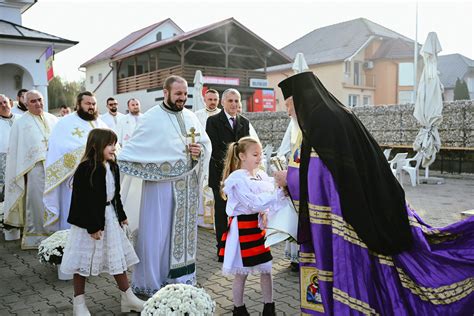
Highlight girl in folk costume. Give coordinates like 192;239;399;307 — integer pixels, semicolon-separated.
60;128;144;315
219;136;286;316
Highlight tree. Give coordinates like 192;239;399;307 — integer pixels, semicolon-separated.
453;77;470;100
47;76;85;110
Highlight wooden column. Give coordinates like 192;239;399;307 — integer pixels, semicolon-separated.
224;27;229;68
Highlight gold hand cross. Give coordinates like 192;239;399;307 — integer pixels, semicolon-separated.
186;127;201;161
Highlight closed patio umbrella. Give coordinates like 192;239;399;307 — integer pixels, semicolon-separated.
192;70;205;112
413;32;444;182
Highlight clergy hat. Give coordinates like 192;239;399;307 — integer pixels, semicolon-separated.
277;71;315;100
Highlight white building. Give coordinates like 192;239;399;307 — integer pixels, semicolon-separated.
0;0;77;110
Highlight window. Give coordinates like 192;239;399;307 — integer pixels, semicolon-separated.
348;94;359;107
398;90;414;104
89;75;93;84
467;77;474;92
344;61;351;75
399;63;414;86
353;62;361;85
98;73;103;82
363;95;371;106
156;32;162;41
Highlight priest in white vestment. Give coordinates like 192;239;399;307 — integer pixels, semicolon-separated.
116;98;142;147
0;94;17;204
10;89;28;116
118;76;211;296
43;92;108;231
194;89;221;229
100;97;124;131
0;94;16;185
3;90;58;249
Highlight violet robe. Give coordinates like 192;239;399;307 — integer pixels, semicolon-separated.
287;148;474;315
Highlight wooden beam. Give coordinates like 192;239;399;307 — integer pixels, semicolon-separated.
188;49;222;55
134;56;137;76
184;42;197;56
224;27;229;68
180;43;185;66
188;39;255;51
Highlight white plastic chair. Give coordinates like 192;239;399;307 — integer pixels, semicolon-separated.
383;148;392;159
388;153;408;184
402;152;423;187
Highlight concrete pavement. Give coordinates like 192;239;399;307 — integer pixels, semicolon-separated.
1;172;472;315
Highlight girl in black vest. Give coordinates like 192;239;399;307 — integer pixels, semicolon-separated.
60;128;144;315
219;136;285;316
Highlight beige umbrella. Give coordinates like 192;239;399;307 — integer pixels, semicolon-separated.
192;70;205;112
413;32;444;181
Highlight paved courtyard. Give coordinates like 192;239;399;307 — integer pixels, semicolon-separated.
1;171;473;315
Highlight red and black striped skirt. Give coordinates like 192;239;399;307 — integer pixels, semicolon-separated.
218;213;272;267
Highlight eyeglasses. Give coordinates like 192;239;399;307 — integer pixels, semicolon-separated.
108;103;118;106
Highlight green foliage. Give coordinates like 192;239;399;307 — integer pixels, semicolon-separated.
453;77;470;100
47;76;85;109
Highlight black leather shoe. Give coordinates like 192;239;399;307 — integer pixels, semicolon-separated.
232;305;250;316
263;302;276;316
290;262;299;272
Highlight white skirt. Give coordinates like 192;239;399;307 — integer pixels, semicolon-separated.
61;206;139;277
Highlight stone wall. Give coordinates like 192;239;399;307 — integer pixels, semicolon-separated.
246;100;474;173
246;100;474;149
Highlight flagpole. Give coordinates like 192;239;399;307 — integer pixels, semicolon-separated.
413;0;418;103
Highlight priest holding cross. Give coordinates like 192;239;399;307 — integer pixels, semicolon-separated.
118;75;211;296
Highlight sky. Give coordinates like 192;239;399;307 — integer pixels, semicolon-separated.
22;0;473;82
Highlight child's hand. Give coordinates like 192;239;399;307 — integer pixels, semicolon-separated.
121;219;129;226
273;170;288;187
90;230;102;240
259;212;268;229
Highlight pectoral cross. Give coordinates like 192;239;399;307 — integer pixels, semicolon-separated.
186;127;200;161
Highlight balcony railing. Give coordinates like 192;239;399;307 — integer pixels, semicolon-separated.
342;73;376;89
117;65;267;94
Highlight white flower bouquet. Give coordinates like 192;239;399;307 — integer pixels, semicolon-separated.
142;284;215;315
38;230;69;265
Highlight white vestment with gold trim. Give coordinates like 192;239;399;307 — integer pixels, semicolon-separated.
4;112;58;249
118;103;211;296
43;112;108;230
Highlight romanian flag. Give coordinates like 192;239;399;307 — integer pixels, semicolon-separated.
45;46;54;82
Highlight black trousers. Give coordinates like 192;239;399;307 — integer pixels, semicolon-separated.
212;187;228;252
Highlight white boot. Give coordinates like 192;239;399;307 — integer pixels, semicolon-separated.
73;294;91;316
121;287;145;312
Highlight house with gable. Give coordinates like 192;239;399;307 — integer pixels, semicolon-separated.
266;18;422;110
438;53;474;101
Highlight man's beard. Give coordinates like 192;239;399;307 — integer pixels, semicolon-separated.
18;102;27;111
110;107;117;113
165;95;185;111
77;107;98;121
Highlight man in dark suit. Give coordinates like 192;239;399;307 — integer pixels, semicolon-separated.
206;88;250;255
